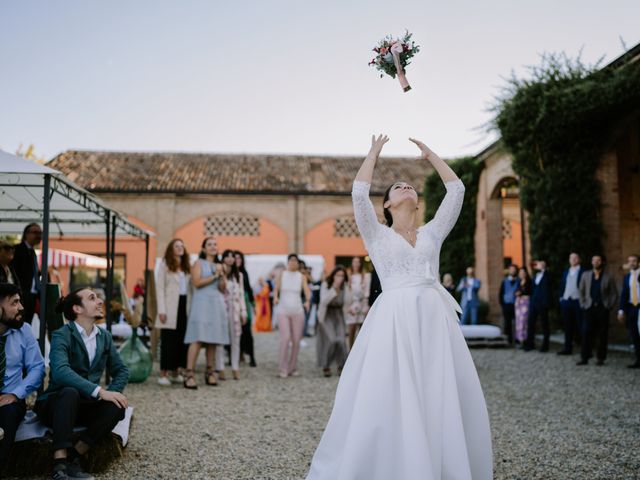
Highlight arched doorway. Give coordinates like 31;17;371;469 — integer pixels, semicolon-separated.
491;177;526;270
304;215;368;273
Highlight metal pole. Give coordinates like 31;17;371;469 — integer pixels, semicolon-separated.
105;211;111;327
142;233;150;324
38;174;51;355
107;215;117;333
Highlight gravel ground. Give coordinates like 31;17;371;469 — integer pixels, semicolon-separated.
16;333;640;479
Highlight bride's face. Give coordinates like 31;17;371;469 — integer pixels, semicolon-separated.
385;182;417;209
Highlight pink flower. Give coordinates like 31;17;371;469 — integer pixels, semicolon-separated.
380;47;388;55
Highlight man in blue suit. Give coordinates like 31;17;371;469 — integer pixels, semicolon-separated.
557;253;584;355
617;254;640;369
457;267;481;325
524;260;551;352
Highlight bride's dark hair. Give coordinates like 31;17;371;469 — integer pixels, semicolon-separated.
383;184;394;226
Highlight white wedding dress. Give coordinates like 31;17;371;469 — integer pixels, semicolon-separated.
306;179;493;480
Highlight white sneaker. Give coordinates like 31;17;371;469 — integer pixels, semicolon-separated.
157;376;171;386
171;374;184;384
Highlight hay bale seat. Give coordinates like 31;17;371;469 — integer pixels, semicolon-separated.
4;407;133;477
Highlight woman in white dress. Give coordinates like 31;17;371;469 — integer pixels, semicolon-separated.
306;135;493;480
345;256;370;350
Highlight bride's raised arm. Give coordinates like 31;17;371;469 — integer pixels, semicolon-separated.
352;134;389;244
409;138;465;243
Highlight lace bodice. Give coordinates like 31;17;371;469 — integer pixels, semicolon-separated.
352;179;465;283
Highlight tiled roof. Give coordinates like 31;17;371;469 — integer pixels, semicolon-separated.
48;150;433;196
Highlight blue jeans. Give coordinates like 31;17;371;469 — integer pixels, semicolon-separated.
461;302;478;325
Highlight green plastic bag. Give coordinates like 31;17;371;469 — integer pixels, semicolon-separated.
118;329;152;383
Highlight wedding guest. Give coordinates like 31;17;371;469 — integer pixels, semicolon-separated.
35;288;129;480
577;255;618;366
183;237;228;389
0;241;20;289
499;264;519;344
253;277;272;332
0;283;45;469
442;273;456;297
10;223;42;324
557;252;584;355
309;271;322;336
524;260;551;352
346;256;369;350
368;267;382;307
154;239;191;386
217;250;247;381
274;254;310;378
457;267;481;325
316;266;349;377
300;261;314;338
617;254;640;368
235;251;257;367
514;267;532;345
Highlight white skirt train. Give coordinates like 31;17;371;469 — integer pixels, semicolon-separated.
306;278;493;480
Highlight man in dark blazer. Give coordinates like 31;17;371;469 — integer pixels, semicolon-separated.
499;264;519;344
577;255;618;366
35;287;129;480
524;260;551;352
10;223;42;324
557;253;584;355
617;254;640;368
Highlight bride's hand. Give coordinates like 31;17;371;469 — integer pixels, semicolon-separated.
368;134;389;158
409;137;434;160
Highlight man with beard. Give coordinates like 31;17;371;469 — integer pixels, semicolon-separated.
35;288;129;480
0;283;45;469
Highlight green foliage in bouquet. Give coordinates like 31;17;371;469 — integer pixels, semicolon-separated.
424;156;483;282
369;30;420;79
493;51;640;279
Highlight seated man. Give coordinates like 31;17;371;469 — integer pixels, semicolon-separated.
0;283;46;470
35;288;129;480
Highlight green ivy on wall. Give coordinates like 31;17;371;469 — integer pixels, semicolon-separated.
424;156;483;282
493;52;640;279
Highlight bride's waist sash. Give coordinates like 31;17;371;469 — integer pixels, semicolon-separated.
380;275;462;314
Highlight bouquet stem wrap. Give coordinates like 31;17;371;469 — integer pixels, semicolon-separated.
391;43;411;92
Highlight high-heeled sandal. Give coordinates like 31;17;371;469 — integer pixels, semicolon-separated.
205;367;218;386
183;369;198;390
323;368;332;377
217;370;226;381
232;370;240;381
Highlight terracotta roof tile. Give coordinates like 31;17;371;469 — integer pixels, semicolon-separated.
48;151;433;196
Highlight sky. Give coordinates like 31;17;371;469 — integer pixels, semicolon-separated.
1;0;639;161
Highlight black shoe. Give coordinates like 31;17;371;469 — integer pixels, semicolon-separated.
596;360;605;366
523;346;533;352
576;360;588;366
66;457;95;480
627;362;640;369
539;347;549;353
249;359;257;367
556;350;572;355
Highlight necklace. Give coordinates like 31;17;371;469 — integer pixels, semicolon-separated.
393;226;417;246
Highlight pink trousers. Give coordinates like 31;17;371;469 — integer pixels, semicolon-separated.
278;311;305;376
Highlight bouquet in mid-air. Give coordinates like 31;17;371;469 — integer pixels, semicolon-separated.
368;30;420;92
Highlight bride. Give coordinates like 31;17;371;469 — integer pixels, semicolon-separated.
306;135;493;480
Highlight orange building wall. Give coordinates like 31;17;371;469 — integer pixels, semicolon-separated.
304;219;367;272
49;216;157;297
173;217;288;258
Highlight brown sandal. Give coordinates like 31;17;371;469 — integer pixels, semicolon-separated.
183;369;198;390
205;367;218;386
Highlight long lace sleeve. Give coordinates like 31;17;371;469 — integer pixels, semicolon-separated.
425;179;465;245
352;181;383;246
